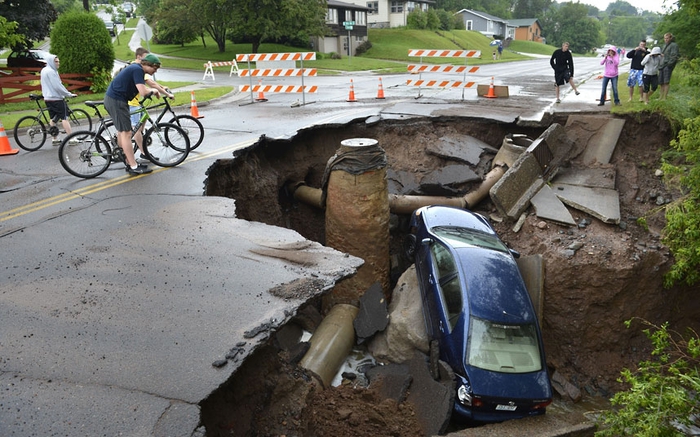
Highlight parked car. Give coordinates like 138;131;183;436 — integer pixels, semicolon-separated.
122;2;134;17
104;20;116;36
6;49;50;68
405;205;552;422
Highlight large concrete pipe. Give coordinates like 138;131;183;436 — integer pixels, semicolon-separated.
324;138;391;307
299;303;359;388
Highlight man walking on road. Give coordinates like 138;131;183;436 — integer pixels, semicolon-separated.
40;54;77;145
550;42;580;104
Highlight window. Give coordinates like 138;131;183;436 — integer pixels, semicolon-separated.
430;243;462;331
466;20;472;30
326;8;338;24
366;1;378;14
407;1;415;12
345;10;353;22
487;20;493;31
467;317;543;373
356;11;366;25
391;1;403;13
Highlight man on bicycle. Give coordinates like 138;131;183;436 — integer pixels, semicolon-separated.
40;54;77;145
127;48;174;162
104;53;162;175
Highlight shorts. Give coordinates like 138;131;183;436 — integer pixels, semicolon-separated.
104;94;132;133
554;70;571;87
45;100;69;122
627;69;643;87
659;66;674;84
643;74;658;93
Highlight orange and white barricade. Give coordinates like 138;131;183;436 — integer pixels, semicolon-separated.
202;59;239;81
236;52;317;106
407;49;481;100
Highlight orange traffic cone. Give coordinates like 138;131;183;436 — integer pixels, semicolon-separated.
255;79;268;102
376;77;385;99
190;90;203;119
0;120;19;156
347;79;357;102
484;76;497;98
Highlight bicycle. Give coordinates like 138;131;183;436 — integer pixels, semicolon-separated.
58;95;190;179
13;94;93;151
144;91;204;150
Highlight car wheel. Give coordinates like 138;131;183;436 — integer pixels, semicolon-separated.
429;339;440;381
403;234;417;260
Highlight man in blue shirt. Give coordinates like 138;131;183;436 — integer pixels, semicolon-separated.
104;53;162;175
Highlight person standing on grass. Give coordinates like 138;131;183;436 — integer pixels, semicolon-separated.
598;46;621;106
641;47;662;104
550;42;580;104
103;53;162;175
659;33;679;100
626;40;648;102
40;54;77;145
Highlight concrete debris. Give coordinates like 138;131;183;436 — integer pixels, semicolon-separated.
551;371;583;403
531;185;576;226
564;116;625;165
552;183;621;224
366;362;412;403
406;352;455;436
516;255;545;324
419;164;481;196
354;282;390;343
368;265;429;363
427;135;498;166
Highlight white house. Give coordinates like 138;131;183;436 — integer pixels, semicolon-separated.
342;0;435;28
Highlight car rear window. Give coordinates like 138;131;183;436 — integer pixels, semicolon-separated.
433;226;509;253
467;317;542;373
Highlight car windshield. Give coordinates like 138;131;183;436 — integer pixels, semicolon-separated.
432;226;509;253
467;316;542;373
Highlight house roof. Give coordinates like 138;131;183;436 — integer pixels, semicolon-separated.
508;18;541;28
455;9;508;24
327;0;369;10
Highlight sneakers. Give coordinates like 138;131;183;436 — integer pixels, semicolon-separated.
139;153;159;161
575;91;580;96
52;138;61;146
597;102;605;106
125;164;153;175
555;99;561;104
67;138;79;145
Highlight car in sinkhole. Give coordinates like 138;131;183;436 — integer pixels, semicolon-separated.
404;205;552;422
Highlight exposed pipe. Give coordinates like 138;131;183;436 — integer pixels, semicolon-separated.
299;303;359;388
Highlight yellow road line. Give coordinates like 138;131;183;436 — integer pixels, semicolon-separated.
0;139;255;223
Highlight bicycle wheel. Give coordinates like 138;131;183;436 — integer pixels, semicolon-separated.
14;116;47;151
58;131;112;178
167;115;204;150
143;122;190;167
69;108;93;137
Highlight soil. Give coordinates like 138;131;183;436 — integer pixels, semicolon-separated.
201;111;700;436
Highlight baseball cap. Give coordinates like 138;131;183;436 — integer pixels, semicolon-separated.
142;53;161;65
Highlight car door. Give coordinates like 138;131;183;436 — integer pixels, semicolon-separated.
429;242;463;366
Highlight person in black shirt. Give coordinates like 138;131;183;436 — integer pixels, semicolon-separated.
626;40;649;102
550;42;580;104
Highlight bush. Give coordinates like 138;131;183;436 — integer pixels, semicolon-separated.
355;40;372;56
50;11;114;77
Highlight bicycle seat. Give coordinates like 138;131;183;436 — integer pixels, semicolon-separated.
85;101;104;108
29;93;44;101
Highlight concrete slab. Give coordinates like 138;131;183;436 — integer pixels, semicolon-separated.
516;254;546;326
565;115;625;165
354;282;389;343
531;185;576;226
419;163;481;196
552;165;616;190
0;197;362;436
427;135;498;166
552;183;621;224
406;352;455;436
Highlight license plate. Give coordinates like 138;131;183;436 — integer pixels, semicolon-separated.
495;404;517;411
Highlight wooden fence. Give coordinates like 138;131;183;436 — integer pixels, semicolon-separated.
0;68;93;104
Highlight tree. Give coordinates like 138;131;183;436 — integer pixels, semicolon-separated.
190;0;236;52
230;0;326;53
655;7;700;61
152;0;199;46
542;2;602;53
606;0;638;16
0;0;58;49
50;11;114;78
596;319;700;436
513;0;553;19
0;16;25;50
606;16;649;48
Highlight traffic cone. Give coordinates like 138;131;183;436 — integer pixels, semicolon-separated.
347;79;357;102
376;77;385;99
0;120;19;156
484;76;497;98
190;90;203;119
255;79;268;102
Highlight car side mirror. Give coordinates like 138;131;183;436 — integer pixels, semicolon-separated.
510;248;521;259
421;238;433;246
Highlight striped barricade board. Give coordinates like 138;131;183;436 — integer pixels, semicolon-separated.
407;49;481;99
406;80;477;88
238;69;317;77
236;52;316;62
408;49;481;58
407;64;479;74
239;85;318;93
237;53;317;106
202;60;239;80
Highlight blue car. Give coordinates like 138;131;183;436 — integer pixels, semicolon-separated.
405;205;552;422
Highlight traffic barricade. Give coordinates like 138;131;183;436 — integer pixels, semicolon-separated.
406;49;481;100
236;52;316;106
202;59;239;81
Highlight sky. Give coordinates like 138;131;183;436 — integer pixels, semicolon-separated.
582;0;674;14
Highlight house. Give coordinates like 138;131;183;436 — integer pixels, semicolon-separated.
454;9;509;38
343;0;435;28
312;0;369;56
508;18;544;43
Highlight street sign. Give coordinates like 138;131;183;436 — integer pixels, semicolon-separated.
137;21;153;41
342;21;355;26
344;25;353;30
